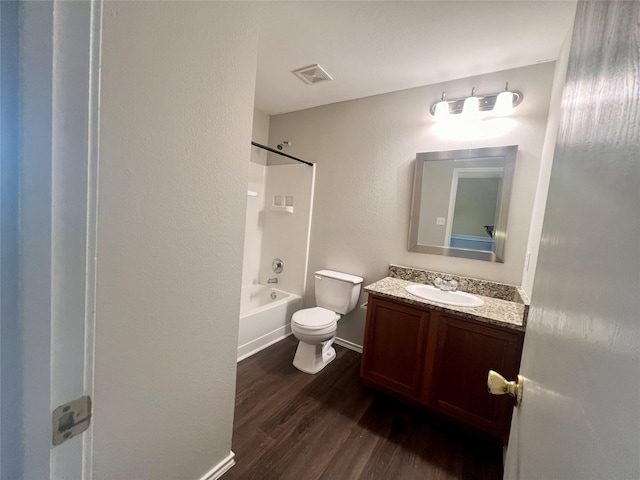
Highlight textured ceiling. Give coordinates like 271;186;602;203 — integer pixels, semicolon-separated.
255;1;577;115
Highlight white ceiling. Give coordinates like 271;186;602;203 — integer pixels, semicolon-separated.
254;1;577;115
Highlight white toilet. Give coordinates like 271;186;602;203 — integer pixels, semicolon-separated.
291;269;363;374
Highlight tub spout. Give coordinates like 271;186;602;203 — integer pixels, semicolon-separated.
267;277;279;284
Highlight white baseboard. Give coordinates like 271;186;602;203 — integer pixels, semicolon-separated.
199;451;235;480
237;328;293;362
334;337;362;353
238;333;361;362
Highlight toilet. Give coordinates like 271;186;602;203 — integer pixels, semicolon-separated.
291;269;363;374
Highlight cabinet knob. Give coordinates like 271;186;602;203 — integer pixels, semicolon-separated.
487;370;524;407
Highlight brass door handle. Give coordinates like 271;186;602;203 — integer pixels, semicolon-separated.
487;370;524;407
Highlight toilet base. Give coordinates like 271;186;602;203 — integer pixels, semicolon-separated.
292;338;336;374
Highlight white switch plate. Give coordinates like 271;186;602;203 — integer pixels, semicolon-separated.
436;217;446;226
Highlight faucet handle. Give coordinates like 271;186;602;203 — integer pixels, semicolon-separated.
272;258;284;274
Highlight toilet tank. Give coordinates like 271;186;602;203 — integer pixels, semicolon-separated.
314;270;364;315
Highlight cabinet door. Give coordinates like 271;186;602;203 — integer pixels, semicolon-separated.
430;314;524;442
361;296;431;399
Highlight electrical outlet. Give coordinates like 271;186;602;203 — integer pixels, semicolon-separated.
436;217;446;226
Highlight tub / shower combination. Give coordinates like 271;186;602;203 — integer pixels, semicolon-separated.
237;284;302;361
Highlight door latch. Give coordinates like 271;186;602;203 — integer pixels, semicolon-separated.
52;395;92;446
487;370;524;407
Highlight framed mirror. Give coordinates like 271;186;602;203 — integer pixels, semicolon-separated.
408;145;517;262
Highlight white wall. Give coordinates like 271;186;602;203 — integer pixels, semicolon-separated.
521;13;575;296
95;2;258;479
269;62;556;346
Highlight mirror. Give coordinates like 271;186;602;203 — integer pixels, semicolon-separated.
408;145;517;262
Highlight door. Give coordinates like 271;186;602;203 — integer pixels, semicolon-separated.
504;2;640;478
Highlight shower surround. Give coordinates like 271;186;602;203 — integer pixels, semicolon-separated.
238;161;315;359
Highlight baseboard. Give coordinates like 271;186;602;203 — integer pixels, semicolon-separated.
238;334;361;361
237;329;293;362
199;451;235;480
334;337;362;353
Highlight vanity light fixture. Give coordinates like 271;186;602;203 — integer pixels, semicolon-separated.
462;87;480;119
430;82;523;118
493;82;516;116
433;92;450;121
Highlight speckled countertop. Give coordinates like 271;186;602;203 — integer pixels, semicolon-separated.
364;271;527;332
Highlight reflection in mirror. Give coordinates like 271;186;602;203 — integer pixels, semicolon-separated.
408;145;518;262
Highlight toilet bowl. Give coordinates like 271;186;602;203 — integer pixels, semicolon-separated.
291;270;363;374
291;307;340;374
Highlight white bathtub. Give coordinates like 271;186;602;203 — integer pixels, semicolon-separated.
237;285;302;361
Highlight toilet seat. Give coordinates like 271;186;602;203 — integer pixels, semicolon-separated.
292;307;339;330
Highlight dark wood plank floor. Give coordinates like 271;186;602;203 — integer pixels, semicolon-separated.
227;336;503;480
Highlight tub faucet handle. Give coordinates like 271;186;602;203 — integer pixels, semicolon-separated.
272;258;284;274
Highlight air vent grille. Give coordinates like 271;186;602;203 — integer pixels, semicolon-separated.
292;64;333;85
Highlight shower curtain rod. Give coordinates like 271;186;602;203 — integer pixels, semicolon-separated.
251;141;314;167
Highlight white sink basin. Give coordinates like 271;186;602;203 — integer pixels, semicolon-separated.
405;284;484;308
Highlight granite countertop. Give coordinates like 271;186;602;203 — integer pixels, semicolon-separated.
364;276;526;331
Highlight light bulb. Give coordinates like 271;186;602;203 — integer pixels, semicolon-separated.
493;90;514;116
462;95;479;120
434;100;450;122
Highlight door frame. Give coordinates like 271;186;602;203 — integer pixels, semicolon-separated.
20;1;101;478
445;167;503;246
0;1;22;478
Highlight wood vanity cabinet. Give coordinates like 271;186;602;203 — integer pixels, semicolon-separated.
361;295;524;444
359;297;432;399
430;313;524;442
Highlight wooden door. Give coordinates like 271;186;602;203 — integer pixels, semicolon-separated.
505;2;640;477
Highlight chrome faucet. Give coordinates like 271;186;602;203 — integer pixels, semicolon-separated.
267;277;279;284
434;277;458;292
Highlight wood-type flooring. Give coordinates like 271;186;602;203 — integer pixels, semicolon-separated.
226;336;503;480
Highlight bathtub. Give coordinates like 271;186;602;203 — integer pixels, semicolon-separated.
237;285;302;361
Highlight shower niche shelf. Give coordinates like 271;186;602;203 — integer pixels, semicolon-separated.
272;195;294;213
271;206;294;213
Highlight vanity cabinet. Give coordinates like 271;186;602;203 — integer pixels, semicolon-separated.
360;297;432;399
430;314;524;442
361;295;524;443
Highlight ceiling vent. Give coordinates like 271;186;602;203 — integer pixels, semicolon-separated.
291;64;333;85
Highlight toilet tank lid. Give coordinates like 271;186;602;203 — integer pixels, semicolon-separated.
315;270;363;284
